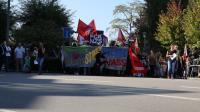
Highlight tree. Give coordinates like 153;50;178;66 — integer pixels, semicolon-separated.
183;0;200;48
0;0;7;42
144;0;188;49
108;0;144;37
0;0;16;43
15;0;73;48
155;0;185;49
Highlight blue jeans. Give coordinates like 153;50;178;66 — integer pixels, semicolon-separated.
38;57;44;74
167;59;176;78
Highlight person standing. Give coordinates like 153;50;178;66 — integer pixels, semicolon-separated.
23;52;31;73
31;47;38;72
166;44;177;79
60;45;65;73
0;42;4;71
14;43;25;72
148;50;157;77
2;41;12;72
38;42;45;75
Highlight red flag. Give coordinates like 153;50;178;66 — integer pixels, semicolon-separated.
128;47;147;76
77;19;88;38
117;29;126;46
83;20;97;37
88;20;96;33
130;38;140;54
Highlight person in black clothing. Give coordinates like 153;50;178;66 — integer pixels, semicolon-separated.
38;42;45;75
2;41;12;72
0;42;4;71
190;47;199;77
94;51;106;75
193;48;198;58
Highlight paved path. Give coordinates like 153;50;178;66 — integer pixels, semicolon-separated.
0;72;200;112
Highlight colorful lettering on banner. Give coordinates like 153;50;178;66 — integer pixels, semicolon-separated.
90;34;103;45
63;47;128;71
102;47;128;71
85;47;102;64
106;59;127;66
63;47;95;67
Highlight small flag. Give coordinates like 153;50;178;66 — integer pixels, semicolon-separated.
63;27;72;39
117;29;126;46
77;19;88;38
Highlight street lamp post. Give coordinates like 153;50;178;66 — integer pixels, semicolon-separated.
6;0;11;41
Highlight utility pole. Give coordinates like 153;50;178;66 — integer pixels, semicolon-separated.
6;0;11;41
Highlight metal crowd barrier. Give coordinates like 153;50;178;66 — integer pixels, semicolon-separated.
189;58;200;78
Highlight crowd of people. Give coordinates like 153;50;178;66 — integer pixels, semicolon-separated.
0;41;46;74
138;44;200;79
0;40;199;78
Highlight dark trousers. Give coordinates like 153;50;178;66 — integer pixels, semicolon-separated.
5;56;11;71
149;65;156;77
0;56;3;71
38;57;45;74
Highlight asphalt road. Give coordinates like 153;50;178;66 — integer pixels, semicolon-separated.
0;72;200;112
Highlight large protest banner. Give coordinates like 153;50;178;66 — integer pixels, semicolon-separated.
63;46;101;67
63;47;128;71
102;47;128;71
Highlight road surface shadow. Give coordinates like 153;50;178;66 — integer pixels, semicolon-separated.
0;73;193;109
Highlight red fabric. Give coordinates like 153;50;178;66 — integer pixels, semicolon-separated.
88;20;96;33
77;19;88;38
130;38;140;54
83;20;97;37
77;19;98;40
129;47;147;75
117;29;126;46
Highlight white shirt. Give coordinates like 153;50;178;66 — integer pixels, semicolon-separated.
33;50;38;57
15;47;25;59
5;46;11;57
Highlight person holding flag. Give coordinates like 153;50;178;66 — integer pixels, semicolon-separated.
128;38;147;77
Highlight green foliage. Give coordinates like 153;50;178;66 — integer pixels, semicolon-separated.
144;0;188;50
145;0;170;37
155;0;185;49
15;0;73;48
155;0;200;50
183;0;200;48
